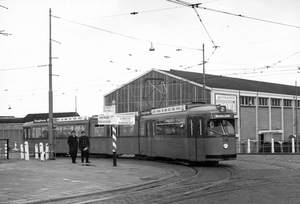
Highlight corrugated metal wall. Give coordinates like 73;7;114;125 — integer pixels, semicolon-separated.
0;123;23;145
105;70;209;113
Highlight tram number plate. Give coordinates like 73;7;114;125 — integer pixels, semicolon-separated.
222;137;229;142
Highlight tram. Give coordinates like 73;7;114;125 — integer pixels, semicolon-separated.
23;103;236;162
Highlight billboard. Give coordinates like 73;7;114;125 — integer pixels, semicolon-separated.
215;93;237;113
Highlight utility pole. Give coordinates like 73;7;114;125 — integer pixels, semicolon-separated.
296;81;299;153
48;8;55;160
202;43;205;103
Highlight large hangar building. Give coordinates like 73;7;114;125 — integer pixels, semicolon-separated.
104;68;300;152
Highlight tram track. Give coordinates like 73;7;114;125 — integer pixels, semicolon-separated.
41;162;236;204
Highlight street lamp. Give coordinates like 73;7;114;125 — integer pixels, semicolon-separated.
149;42;155;51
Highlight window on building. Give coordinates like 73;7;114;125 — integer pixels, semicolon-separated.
295;100;300;108
283;99;292;107
240;96;255;106
258;97;268;106
271;98;281;107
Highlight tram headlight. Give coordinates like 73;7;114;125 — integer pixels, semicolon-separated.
223;143;229;149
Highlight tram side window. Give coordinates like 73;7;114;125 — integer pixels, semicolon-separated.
63;125;74;137
93;125;105;137
189;118;202;136
165;118;186;136
41;127;49;138
55;126;64;137
140;121;145;136
189;119;194;136
146;121;154;136
24;128;31;139
75;125;85;136
156;119;164;135
119;125;134;136
32;127;42;138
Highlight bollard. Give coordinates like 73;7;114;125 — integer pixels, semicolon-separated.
35;144;39;159
24;141;30;161
271;138;274;153
39;142;45;161
5;142;8;159
292;138;295;153
45;143;49;160
247;139;251;153
20;144;24;159
12;142;18;151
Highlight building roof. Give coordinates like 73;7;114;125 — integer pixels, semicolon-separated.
0;112;80;124
162;69;299;96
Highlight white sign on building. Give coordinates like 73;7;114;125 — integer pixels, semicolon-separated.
103;105;116;116
215;93;237;113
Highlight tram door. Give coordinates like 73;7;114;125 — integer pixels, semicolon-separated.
188;117;205;161
145;120;154;156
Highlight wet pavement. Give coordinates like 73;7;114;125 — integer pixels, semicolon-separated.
2;154;300;204
0;156;177;204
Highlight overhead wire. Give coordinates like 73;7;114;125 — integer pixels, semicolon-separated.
58;17;201;51
196;5;300;29
0;64;48;72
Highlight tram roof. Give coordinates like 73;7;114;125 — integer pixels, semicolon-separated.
162;69;299;96
19;112;80;123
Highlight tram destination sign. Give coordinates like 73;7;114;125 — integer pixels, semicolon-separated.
98;113;135;125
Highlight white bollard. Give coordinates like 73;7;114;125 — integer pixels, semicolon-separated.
12;142;18;151
45;143;49;160
271;138;274;153
24;141;30;161
39;142;45;161
20;144;24;159
292;138;295;153
5;143;8;158
35;144;39;159
247;139;251;153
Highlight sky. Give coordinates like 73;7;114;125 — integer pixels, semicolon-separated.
0;0;299;117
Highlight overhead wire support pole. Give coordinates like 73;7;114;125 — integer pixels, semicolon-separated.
202;43;205;103
49;8;55;160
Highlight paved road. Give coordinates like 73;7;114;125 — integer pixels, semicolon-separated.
1;155;300;204
0;156;178;204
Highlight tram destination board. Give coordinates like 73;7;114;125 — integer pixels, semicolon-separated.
98;114;135;125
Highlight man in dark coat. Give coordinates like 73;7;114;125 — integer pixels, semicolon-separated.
79;131;90;163
67;130;78;163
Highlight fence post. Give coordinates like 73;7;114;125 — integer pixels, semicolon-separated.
35;144;39;159
24;141;30;160
39;142;45;161
20;144;24;159
292;138;295;153
271;138;274;153
247;139;251;153
45;143;49;160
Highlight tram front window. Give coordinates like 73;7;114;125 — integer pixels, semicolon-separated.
208;119;234;136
